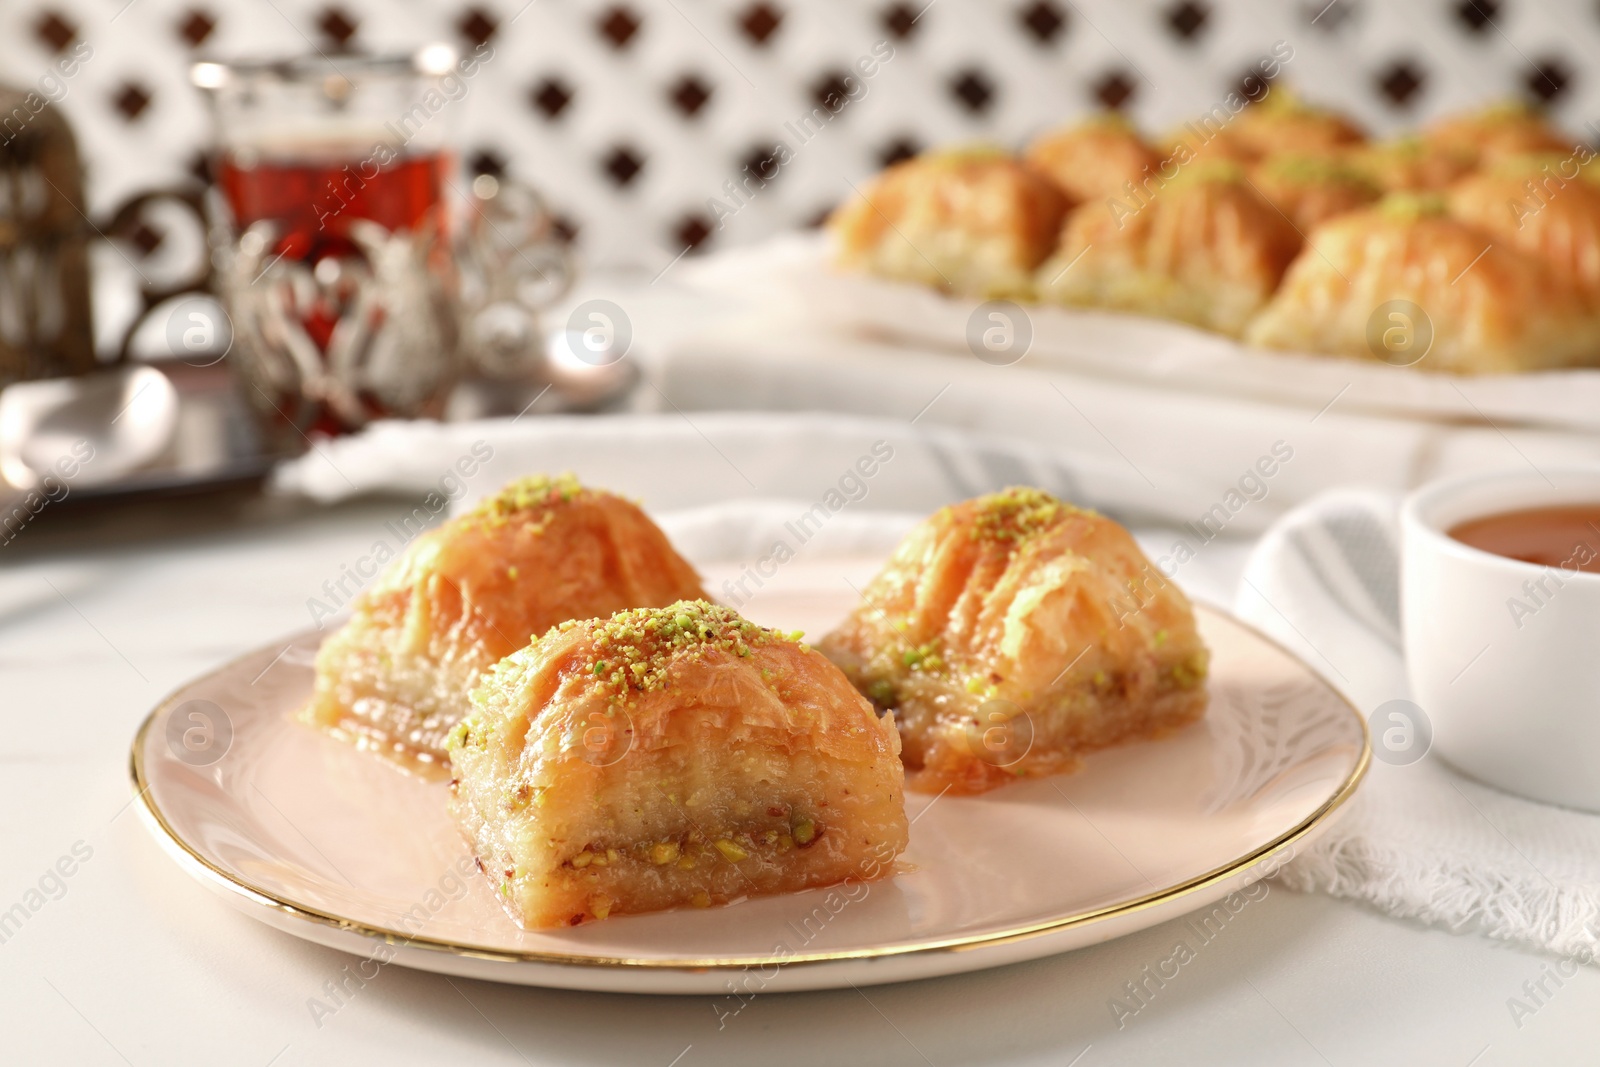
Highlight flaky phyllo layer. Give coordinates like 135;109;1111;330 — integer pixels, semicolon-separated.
821;487;1209;795
307;474;707;768
448;601;909;928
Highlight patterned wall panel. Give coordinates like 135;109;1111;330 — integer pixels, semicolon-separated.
3;0;1599;285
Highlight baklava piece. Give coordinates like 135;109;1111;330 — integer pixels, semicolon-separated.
1165;92;1365;167
1423;102;1576;166
1343;137;1476;193
1224;91;1367;160
1448;157;1600;303
820;488;1209;796
1248;155;1380;233
448;602;909;927
1025;114;1164;204
828;147;1070;299
1038;164;1302;336
1243;196;1600;374
308;474;708;769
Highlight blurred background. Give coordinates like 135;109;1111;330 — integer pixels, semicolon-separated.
3;0;1596;317
4;0;1600;516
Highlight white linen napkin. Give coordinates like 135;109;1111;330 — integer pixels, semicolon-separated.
1236;489;1600;961
269;411;1238;531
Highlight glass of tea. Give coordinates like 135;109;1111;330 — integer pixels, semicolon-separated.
192;49;569;447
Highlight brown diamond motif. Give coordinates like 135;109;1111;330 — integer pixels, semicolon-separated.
878;137;921;168
1526;58;1571;103
1165;1;1209;39
531;78;573;119
812;71;857;111
668;74;713;118
737;3;783;46
1093;70;1136;110
1018;1;1066;44
602;145;645;187
1376;59;1425;108
1455;0;1497;32
597;6;641;48
458;7;497;46
1236;63;1276;102
675;214;713;253
177;9;215;47
551;214;579;245
882;3;921;38
34;11;77;53
803;204;834;229
469;149;506;178
949;68;995;113
741;144;784;185
317;6;358;50
113;82;153;121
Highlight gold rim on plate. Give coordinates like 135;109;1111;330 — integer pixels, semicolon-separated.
129;606;1371;973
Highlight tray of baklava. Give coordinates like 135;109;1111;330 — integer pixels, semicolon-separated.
700;94;1600;432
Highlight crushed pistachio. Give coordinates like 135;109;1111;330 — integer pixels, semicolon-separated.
472;472;587;520
1378;192;1448;222
792;818;817;846
1169;651;1210;690
714;839;749;862
691;891;712;908
966;487;1085;546
567;601;788;702
650;841;681;865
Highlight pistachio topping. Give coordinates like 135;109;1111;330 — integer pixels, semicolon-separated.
1377;192;1448;221
966;486;1085;545
473;600;790;714
469;472;590;525
1164;159;1247;189
569;600;781;699
1257;154;1376;190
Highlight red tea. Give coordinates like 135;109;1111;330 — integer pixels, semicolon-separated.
215;150;448;263
1449;504;1600;573
214;150;453;434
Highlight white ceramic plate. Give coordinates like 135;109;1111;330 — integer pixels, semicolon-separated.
131;558;1368;994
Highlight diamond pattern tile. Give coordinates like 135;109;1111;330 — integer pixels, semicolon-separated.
597;5;641;48
737;3;783;46
1166;1;1210;41
34;11;76;53
668;73;713;118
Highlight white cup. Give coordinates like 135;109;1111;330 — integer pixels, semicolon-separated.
1402;467;1600;811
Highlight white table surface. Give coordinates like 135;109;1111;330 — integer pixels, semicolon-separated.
2;493;1595;1066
